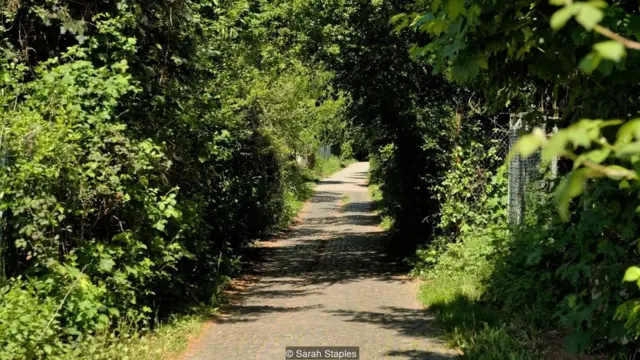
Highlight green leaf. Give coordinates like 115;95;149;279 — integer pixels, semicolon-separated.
424;19;448;35
542;131;569;163
549;0;568;5
619;179;630;189
593;41;626;62
616;141;640;157
579;52;602;73
586;0;608;9
616;118;640;145
623;266;640;282
517;138;541;158
574;148;611;168
390;13;407;25
516;128;546;158
411;12;434;28
575;3;603;30
600;119;624;128
154;220;167;232
476;53;488;69
603;165;635;180
555;168;587;220
526;247;543;265
445;0;465;20
99;258;116;272
108;307;121;316
550;5;577;30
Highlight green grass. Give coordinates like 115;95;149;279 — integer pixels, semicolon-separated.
378;216;394;231
419;260;541;360
420;279;539;360
278;183;314;228
340;193;351;204
311;155;356;180
368;183;394;231
64;305;219;360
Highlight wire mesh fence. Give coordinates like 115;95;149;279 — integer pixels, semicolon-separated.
316;145;332;161
506;113;557;226
460;113;557;227
460;115;510;207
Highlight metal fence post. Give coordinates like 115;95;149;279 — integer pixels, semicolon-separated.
508;114;525;226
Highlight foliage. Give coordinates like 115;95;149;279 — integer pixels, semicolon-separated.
0;0;351;356
507;0;640;348
6;0;640;357
312;155;349;180
421;291;540;360
411;118;508;277
391;0;640;355
414;133;535;356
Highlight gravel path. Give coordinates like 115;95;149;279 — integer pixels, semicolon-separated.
183;162;456;360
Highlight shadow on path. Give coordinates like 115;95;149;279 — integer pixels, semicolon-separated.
184;162;456;360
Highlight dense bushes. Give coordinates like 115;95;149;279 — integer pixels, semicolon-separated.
0;0;351;357
382;0;640;356
5;0;640;357
416;146;640;355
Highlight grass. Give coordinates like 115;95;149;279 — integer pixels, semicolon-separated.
340;193;351;205
368;183;394;231
419;277;539;360
311;155;356;180
65;305;219;360
417;240;543;360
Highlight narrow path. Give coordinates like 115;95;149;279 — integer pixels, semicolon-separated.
183;162;456;360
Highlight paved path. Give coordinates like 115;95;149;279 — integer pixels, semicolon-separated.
183;162;456;360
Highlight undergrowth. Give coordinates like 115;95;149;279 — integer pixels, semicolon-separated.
407;117;638;358
368;183;394;231
311;155;356;180
58;308;214;360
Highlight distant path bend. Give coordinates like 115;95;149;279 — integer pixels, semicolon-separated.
183;162;456;360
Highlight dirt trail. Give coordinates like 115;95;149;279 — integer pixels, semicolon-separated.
182;162;456;360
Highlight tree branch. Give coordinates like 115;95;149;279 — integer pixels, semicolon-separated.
594;25;640;51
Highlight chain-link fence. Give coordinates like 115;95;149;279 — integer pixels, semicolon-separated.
506;113;559;226
296;144;341;167
460;115;510;207
316;145;333;161
459;112;558;227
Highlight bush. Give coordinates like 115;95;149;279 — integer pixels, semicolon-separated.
411;114;640;355
0;0;351;356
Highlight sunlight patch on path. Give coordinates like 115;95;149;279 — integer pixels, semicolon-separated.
182;162;456;360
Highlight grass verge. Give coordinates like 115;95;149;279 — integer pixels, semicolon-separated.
368;183;394;231
311;156;356;180
419;276;540;360
64;308;217;360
